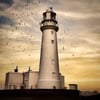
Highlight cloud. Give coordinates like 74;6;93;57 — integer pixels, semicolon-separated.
57;0;100;13
0;0;13;5
0;0;100;91
0;0;13;10
0;16;14;26
54;0;100;35
57;11;100;19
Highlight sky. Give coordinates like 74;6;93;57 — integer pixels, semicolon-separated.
0;0;100;92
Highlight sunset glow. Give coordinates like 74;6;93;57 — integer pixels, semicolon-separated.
0;0;100;92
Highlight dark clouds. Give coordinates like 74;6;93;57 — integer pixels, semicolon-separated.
0;0;100;91
0;0;13;5
0;0;13;10
0;0;99;52
0;16;14;26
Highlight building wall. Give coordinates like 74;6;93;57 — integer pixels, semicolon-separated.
23;72;29;89
5;72;23;89
23;71;39;89
5;71;64;89
28;71;39;89
5;71;39;89
60;74;65;89
69;84;78;90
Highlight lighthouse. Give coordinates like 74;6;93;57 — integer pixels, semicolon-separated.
37;7;61;89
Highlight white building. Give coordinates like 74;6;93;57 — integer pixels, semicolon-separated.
5;71;23;89
23;70;39;89
5;67;39;89
69;84;78;90
5;7;65;89
5;67;64;89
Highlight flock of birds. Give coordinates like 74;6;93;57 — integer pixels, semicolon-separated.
0;0;75;67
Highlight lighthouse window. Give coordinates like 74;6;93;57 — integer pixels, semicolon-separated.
51;31;53;34
52;72;56;74
51;40;54;44
52;72;56;79
51;59;55;64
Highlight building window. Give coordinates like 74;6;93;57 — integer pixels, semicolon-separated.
35;84;37;88
13;85;17;89
53;86;56;89
51;40;54;44
9;85;11;89
20;86;24;89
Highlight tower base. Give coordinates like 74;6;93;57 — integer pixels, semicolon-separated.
37;80;61;89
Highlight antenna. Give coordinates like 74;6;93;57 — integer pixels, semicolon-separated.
14;66;18;72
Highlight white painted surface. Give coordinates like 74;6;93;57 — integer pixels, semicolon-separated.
5;72;23;89
60;74;65;89
69;84;78;90
5;71;39;89
37;8;61;89
24;71;38;89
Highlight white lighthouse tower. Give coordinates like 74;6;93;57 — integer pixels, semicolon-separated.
37;7;61;89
